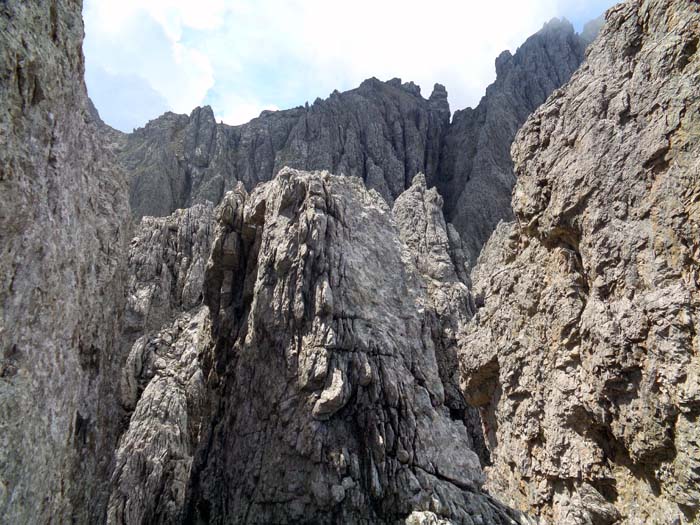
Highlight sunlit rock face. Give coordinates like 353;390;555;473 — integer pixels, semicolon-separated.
107;203;216;525
461;1;700;523
8;1;700;524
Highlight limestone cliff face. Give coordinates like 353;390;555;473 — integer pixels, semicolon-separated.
105;171;519;524
0;1;130;522
8;1;700;524
122;79;450;220
182;169;520;524
461;1;700;523
123;204;215;343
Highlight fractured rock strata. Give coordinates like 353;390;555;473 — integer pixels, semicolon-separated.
108;204;217;524
435;17;595;270
121;80;450;220
461;1;700;523
182;168;521;524
7;0;700;524
108;306;209;525
123;203;215;343
117;19;599;267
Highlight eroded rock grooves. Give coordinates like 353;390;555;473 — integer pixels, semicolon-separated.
0;0;129;522
435;17;598;269
108;205;215;524
183;169;521;524
122;80;451;221
461;1;700;523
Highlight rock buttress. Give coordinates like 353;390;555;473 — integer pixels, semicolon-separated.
184;169;523;524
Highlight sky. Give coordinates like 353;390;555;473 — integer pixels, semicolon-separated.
83;0;618;133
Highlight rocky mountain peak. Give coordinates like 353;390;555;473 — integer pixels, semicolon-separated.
428;82;450;115
177;167;521;523
434;12;593;271
117;16;597;268
580;14;605;47
494;50;514;77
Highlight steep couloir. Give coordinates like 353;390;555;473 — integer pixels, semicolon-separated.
435;17;601;269
461;1;700;523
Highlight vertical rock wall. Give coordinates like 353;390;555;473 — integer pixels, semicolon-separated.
123;80;451;221
461;1;700;523
0;1;130;522
183;169;521;524
435;18;592;269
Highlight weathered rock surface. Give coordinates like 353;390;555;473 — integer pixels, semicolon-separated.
0;1;130;523
182;168;522;524
435;18;593;269
122;79;450;220
461;1;700;523
11;1;700;524
108;306;209;525
107;202;217;524
123;203;214;343
393;175;489;463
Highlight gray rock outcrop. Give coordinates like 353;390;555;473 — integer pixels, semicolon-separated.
118;19;599;267
108;203;217;524
123;203;215;343
182;168;521;524
461;1;700;523
393;175;489;463
9;1;700;524
103;170;518;523
0;1;130;522
108;306;209;525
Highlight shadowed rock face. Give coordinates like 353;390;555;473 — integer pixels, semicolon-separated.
93;20;601;518
461;1;700;523
0;1;129;523
105;170;521;524
121;79;451;221
434;18;593;270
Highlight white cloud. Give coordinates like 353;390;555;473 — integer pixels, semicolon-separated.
215;96;279;126
83;0;617;132
83;0;219;127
